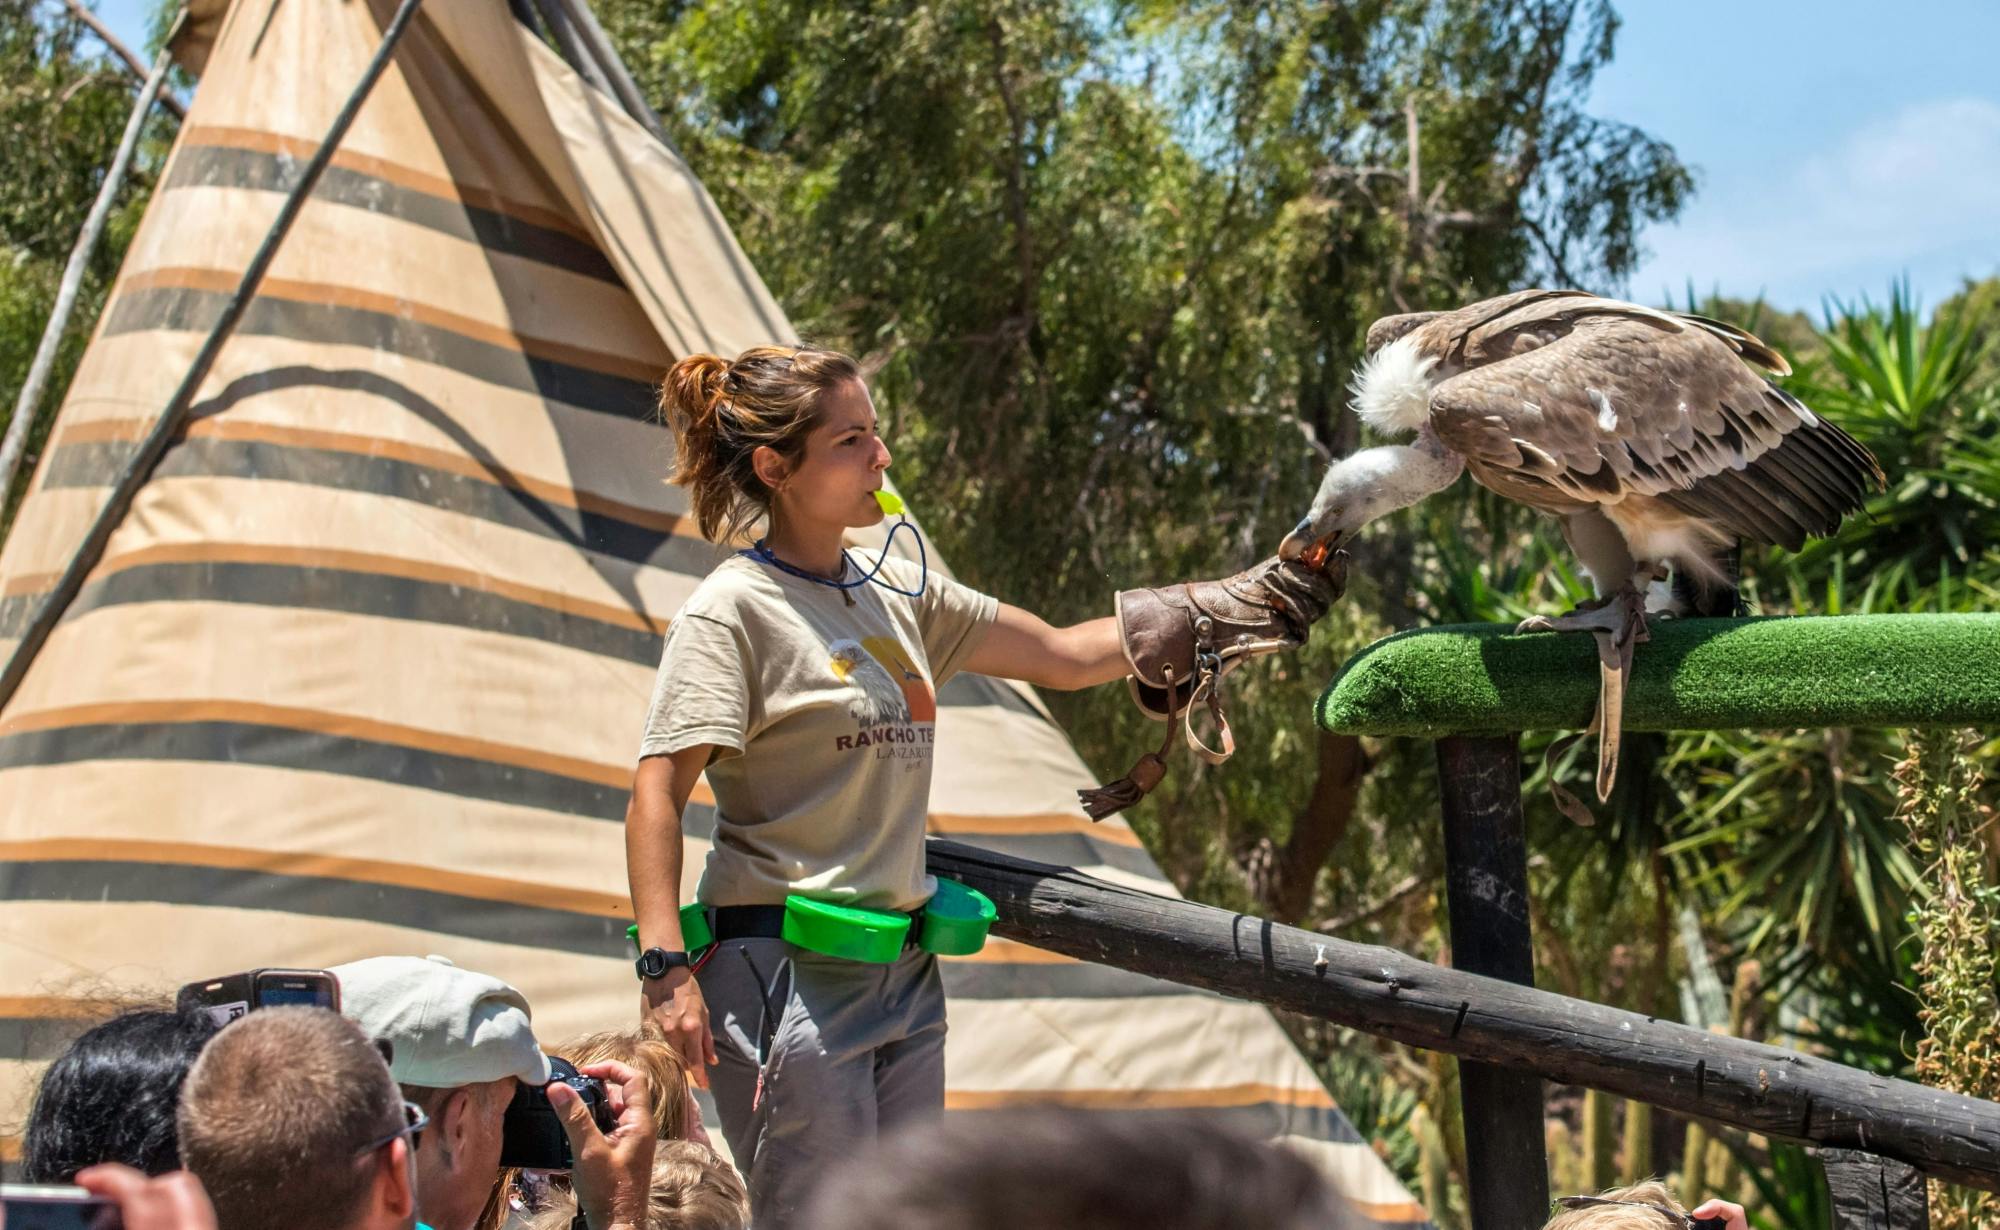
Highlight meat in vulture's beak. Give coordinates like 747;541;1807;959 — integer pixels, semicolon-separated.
1278;517;1341;569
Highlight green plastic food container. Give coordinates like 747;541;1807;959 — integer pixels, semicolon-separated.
783;897;910;963
624;902;714;956
918;877;996;956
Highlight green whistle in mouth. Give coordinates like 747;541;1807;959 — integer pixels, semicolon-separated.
873;489;906;516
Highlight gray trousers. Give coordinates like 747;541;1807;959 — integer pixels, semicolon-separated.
696;938;948;1227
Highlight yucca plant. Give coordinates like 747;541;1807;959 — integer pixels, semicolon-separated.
1788;280;2000;601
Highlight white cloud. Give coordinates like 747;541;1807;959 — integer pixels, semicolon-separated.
1628;97;2000;308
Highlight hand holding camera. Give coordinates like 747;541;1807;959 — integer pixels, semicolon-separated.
73;1167;217;1230
0;1166;219;1230
549;1059;657;1230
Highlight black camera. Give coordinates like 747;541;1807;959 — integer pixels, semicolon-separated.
499;1056;615;1169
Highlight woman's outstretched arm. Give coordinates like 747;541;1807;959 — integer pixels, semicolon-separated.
961;603;1126;691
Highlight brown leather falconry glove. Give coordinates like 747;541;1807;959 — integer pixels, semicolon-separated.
1079;552;1348;821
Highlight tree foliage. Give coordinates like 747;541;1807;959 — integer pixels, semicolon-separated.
601;0;1692;921
0;0;166;525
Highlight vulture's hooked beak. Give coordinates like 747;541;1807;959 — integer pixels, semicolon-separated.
1278;517;1342;570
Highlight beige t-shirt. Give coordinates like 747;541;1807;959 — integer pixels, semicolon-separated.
640;552;998;911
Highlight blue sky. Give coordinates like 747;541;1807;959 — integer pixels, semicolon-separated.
87;0;2000;314
1587;0;2000;312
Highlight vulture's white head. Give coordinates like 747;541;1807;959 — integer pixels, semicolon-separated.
1278;424;1467;561
1280;322;1462;563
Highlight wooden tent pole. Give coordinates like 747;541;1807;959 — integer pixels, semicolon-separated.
58;0;187;122
0;21;182;528
924;838;2000;1193
0;0;428;715
547;0;684;160
529;0;613;98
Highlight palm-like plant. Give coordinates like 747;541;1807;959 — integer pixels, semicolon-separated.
1789;280;2000;599
1657;285;1998;1064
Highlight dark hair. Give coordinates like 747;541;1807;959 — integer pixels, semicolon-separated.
178;1006;406;1230
801;1107;1357;1230
22;1007;221;1181
658;345;862;543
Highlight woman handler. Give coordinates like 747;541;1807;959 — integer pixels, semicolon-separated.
626;346;1339;1225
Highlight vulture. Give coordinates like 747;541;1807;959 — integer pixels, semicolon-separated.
1278;289;1884;811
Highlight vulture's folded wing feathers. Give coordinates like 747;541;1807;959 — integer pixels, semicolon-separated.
1426;315;1882;550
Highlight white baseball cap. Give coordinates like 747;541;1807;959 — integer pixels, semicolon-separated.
330;955;552;1088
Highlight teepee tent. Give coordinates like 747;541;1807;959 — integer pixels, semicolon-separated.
0;0;1424;1221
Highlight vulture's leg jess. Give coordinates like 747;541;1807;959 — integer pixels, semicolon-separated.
1588;578;1653;801
1516;561;1657;812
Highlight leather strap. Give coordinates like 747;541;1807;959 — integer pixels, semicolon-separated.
710;905;787;943
709;904;927;950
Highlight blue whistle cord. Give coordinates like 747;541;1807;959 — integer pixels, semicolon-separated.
742;516;928;598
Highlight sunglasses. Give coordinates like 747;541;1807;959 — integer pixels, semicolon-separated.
355;1099;431;1158
1552;1196;1726;1230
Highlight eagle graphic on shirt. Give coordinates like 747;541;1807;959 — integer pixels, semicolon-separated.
827;637;937;726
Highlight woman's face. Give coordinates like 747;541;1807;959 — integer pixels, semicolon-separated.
767;378;893;532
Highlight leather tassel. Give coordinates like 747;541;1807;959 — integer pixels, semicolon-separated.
1080;664;1181;822
1078;753;1168;821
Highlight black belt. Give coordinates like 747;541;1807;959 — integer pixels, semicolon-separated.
708;904;927;949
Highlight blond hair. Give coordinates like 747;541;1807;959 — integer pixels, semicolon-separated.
1544;1181;1690;1230
526;1142;748;1230
478;1026;700;1230
659;345;862;543
556;1025;691;1141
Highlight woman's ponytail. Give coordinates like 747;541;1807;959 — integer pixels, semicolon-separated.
660;353;734;540
657;346;861;544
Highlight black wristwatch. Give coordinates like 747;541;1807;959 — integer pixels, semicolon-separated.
635;947;691;980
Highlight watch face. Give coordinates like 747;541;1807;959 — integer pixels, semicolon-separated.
636;948;684;978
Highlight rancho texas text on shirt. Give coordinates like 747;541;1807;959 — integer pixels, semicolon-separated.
640;552;998;911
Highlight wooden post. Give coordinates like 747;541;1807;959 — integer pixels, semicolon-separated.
924;838;2000;1192
1434;733;1548;1230
1816;1148;1928;1229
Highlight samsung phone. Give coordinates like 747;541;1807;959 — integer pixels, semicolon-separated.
175;968;340;1025
0;1184;122;1230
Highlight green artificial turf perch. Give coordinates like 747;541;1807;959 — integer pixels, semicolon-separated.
1316;614;2000;738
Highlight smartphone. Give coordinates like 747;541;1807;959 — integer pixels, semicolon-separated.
0;1184;122;1230
175;968;340;1026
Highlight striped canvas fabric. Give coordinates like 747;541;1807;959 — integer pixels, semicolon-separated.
0;0;1426;1222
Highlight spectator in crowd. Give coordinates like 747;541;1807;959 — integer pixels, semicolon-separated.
21;1005;220;1181
176;1006;421;1230
1544;1181;1748;1229
555;1028;695;1143
331;955;553;1230
524;1142;748;1230
73;1163;221;1230
485;1027;710;1230
800;1106;1358;1230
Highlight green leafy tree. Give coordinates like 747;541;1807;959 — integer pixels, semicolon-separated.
599;0;1690;922
0;0;169;526
593;6;1692;1218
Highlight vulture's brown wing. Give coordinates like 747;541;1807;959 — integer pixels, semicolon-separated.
1427;316;1882;550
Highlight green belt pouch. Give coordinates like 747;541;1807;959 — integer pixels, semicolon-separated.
629;878;996;963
